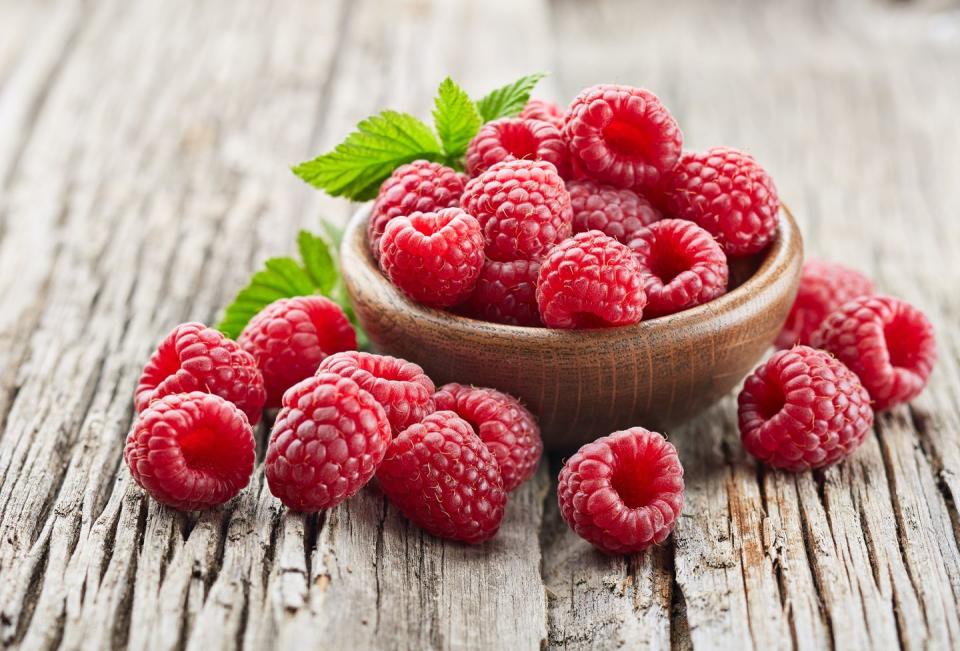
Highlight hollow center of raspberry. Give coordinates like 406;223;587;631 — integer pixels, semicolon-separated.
757;382;787;421
884;316;918;370
179;425;243;477
611;465;658;509
648;244;690;285
500;122;539;161
603;117;654;160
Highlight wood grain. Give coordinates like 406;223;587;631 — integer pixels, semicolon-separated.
0;0;958;649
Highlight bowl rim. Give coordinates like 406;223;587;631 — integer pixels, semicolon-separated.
342;204;801;344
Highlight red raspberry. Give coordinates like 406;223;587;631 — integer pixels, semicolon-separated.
568;179;661;243
563;84;683;192
463;259;542;327
775;259;874;349
557;427;684;554
665;147;780;257
465;118;570;178
124;392;255;510
627;219;728;318
432;383;542;491
376;410;506;544
238;296;357;407
135;322;266;425
460;159;573;262
379;207;485;307
520;98;564;129
811;296;936;410
318;351;435;434
738;346;874;471
536;231;647;328
367;160;467;258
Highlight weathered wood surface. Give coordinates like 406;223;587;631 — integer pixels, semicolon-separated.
0;0;958;649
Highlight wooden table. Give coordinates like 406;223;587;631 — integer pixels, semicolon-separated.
1;1;958;649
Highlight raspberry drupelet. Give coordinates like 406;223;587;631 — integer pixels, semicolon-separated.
557;427;684;554
465;118;570;178
379;207;485;308
627;219;728;318
519;98;564;129
135;322;267;425
433;383;543;492
265;373;391;512
563;84;683;192
318;351;435;435
238;296;357;407
738;346;874;471
665;147;780;257
377;410;506;543
367;160;467;259
568;179;662;243
125;392;255;510
775;258;874;349
460;159;573;262
536;230;647;328
463;259;542;327
812;296;936;410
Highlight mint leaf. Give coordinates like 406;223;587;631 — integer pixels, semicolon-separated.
432;77;482;166
298;230;337;294
292;111;443;201
475;72;548;122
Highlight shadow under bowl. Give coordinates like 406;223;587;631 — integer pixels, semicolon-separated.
340;207;803;452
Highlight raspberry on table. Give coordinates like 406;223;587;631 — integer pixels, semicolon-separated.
627;219;729;318
811;296;936;410
460;159;573;262
563;84;683;192
124;392;255;510
665;147;780;257
738;345;874;471
465;118;570;178
238;296;357;407
379;207;485;307
463;259;542;327
265;373;391;512
536;230;647;328
557;427;684;554
376;410;506;544
135;322;267;425
519;98;564;129
568;179;661;243
432;383;542;491
367;160;467;259
318;351;435;434
775;258;874;349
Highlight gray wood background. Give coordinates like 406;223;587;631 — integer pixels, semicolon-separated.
1;0;958;649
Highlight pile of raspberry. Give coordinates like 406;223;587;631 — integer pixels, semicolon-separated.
370;84;779;328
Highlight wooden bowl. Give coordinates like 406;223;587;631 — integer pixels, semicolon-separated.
341;207;803;452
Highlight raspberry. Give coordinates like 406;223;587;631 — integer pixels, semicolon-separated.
124;392;255;510
665;147;780;257
318;351;435;434
568;179;661;243
520;98;564;129
463;259;542;327
135;322;266;425
627;219;728;318
432;383;542;491
238;296;357;407
557;428;684;554
465;118;570;178
367;160;467;258
536;231;647;328
376;410;506;543
563;84;682;191
811;296;936;410
460;159;573;262
775;259;874;349
264;373;390;511
738;346;874;471
379;207;485;307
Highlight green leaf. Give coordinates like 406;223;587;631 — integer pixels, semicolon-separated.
432;77;482;163
475;72;548;122
292;110;443;201
217;257;315;339
298;230;337;295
